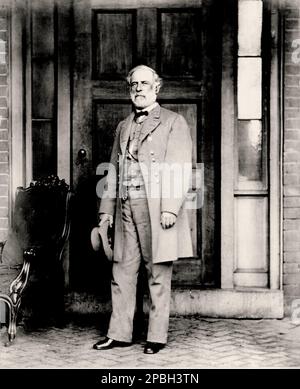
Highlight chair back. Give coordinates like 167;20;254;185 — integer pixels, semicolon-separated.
1;175;72;267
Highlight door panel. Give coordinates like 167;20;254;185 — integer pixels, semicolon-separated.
235;197;268;271
159;9;201;78
72;0;220;290
32;60;55;118
92;10;136;79
93;103;132;166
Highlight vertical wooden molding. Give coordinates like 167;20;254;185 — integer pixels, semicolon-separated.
25;0;32;186
136;8;157;70
57;0;71;185
221;0;236;289
270;6;282;290
10;0;26;217
72;0;93;189
56;0;72;288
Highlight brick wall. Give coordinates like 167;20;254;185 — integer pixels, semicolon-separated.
0;6;9;244
0;5;8;323
283;1;300;315
0;6;9;241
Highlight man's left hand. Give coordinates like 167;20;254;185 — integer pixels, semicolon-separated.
161;212;177;229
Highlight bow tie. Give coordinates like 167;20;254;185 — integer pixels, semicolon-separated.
135;110;149;119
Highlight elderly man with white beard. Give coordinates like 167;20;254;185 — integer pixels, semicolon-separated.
93;65;193;354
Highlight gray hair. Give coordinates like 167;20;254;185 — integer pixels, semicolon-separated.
126;65;163;90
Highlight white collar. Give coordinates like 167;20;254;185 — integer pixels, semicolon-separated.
136;102;158;114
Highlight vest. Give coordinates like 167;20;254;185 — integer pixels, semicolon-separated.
123;120;145;188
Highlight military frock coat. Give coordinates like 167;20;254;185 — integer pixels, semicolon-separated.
99;105;194;264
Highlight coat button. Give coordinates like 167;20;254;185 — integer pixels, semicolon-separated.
152;158;156;162
150;151;154;155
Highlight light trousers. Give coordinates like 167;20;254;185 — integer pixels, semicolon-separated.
107;191;173;344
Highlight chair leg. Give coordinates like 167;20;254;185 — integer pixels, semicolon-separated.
10;258;31;304
6;301;21;345
0;295;15;346
0;258;32;345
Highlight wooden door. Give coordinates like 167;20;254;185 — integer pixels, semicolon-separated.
71;0;221;291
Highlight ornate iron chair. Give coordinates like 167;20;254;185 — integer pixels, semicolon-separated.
0;176;72;345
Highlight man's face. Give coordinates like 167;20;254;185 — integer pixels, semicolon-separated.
129;68;158;109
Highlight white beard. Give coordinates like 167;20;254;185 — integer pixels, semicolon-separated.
130;89;157;109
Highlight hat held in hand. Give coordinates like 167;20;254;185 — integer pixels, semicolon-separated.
90;221;113;261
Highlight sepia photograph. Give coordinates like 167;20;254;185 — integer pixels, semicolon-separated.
0;0;300;377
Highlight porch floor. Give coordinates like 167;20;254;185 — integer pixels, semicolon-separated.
0;314;300;369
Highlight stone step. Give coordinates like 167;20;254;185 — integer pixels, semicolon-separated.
64;289;284;318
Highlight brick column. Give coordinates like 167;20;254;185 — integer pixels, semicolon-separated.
0;6;9;244
283;2;300;314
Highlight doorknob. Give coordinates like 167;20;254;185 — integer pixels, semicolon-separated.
76;148;88;166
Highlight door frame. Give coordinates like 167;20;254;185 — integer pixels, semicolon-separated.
71;0;219;288
221;2;283;292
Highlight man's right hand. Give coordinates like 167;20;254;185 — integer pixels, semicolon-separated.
99;213;113;228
